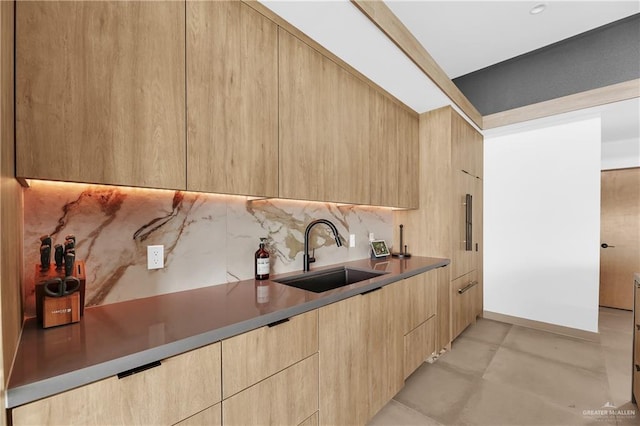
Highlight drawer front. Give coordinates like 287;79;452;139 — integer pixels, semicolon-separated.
222;354;319;426
403;315;436;379
13;342;221;426
222;309;318;398
176;403;221;426
451;270;477;340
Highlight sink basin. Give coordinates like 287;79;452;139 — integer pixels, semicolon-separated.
274;267;387;293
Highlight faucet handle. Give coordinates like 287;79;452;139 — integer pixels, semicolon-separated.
309;248;316;264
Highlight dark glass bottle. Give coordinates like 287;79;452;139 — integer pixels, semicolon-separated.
255;238;270;280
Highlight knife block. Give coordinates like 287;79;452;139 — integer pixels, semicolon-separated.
35;260;86;326
42;292;80;328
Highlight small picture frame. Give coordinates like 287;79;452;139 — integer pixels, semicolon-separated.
370;240;390;258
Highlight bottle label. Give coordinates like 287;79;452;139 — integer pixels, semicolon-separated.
257;258;270;275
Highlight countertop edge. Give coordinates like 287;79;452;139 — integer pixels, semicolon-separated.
6;258;450;409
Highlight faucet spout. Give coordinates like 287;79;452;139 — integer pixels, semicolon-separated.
303;219;343;272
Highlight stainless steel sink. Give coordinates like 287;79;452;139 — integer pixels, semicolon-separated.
274;267;387;293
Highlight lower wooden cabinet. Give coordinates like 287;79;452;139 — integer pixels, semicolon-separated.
319;283;402;426
222;354;318;426
12;342;222;426
221;310;317;398
451;270;480;340
404;315;436;379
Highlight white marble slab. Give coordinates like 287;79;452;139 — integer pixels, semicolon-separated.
23;181;393;312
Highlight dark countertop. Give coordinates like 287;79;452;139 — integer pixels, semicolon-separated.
7;256;449;408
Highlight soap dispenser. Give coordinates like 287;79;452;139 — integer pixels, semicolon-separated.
255;238;270;280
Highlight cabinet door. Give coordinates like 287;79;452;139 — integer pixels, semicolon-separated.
319;294;368;426
187;2;278;196
366;284;403;418
279;29;370;205
452;170;478;279
451;110;482;178
16;1;186;189
370;92;419;208
319;285;402;426
12;342;222;426
402;271;437;334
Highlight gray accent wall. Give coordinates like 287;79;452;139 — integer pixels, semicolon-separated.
453;14;640;115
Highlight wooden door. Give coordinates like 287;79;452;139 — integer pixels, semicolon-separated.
187;1;278;197
279;29;371;205
16;1;186;189
600;168;640;310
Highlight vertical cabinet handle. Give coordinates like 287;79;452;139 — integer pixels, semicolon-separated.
464;194;473;251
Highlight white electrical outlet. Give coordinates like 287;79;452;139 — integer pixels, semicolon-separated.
369;232;375;242
349;234;356;248
147;245;164;270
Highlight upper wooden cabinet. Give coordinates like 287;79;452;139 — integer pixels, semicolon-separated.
16;1;186;189
370;91;419;208
452;111;483;178
187;1;278;196
279;29;371;205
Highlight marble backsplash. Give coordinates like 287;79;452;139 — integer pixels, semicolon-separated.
23;181;393;315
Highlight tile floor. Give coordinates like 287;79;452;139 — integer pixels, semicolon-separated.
369;307;637;426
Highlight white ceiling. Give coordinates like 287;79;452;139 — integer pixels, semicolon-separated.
386;1;640;79
260;0;639;146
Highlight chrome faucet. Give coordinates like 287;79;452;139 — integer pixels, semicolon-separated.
303;219;343;271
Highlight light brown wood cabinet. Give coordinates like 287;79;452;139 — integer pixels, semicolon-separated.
221;309;317;398
400;271;438;378
279;29;371;205
222;354;318;426
370;91;419;208
16;1;186;190
186;1;278;197
12;342;222;426
319;283;402;426
451;270;480;340
395;106;483;348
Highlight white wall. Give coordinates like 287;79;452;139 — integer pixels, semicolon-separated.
484;117;601;332
601;138;640;170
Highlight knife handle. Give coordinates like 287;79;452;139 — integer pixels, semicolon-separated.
54;244;64;269
40;245;51;271
64;253;75;277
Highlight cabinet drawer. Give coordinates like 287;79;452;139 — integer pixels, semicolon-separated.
222;310;318;398
176;403;221;426
451;270;478;340
222;354;318;426
12;342;221;426
404;315;436;379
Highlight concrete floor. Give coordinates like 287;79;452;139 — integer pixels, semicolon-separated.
369;307;637;426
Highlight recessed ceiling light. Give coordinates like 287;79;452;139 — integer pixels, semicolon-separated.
530;3;547;15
